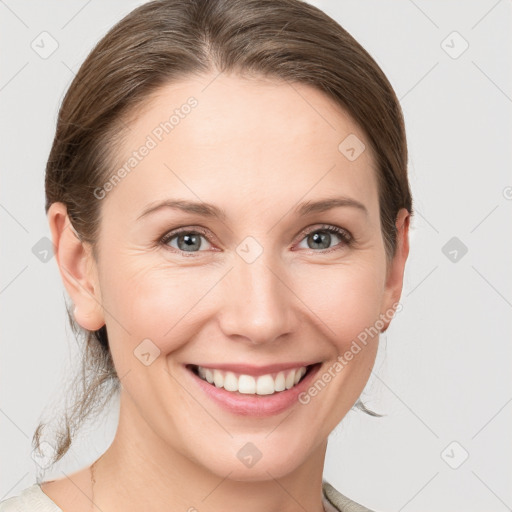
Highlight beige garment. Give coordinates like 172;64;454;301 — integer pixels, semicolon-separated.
0;480;376;512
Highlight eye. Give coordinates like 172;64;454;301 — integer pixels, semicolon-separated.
295;224;353;253
159;224;353;256
160;227;213;255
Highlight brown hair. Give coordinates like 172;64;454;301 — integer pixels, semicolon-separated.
35;0;413;469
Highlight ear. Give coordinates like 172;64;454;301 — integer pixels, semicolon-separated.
380;208;410;331
47;202;105;331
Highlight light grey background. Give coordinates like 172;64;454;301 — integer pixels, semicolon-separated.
1;1;511;511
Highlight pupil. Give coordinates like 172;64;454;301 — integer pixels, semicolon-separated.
180;233;200;251
309;231;330;250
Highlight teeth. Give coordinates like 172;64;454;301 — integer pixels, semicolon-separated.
213;369;224;388
194;365;308;395
224;371;238;392
204;368;214;384
238;374;256;394
285;371;295;389
256;375;275;395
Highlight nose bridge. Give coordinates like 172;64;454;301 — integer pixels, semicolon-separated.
217;243;294;344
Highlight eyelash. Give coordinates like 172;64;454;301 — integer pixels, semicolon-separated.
158;224;354;257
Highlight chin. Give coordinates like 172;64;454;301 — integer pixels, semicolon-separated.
191;435;315;482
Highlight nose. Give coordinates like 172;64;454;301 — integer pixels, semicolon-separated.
216;250;296;346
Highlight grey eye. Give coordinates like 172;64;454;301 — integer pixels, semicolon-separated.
165;231;212;252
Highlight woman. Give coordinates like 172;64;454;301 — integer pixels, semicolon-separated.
0;0;412;511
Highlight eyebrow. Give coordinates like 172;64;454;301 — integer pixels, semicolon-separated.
136;196;368;221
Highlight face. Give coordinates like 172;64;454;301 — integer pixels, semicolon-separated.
52;73;409;481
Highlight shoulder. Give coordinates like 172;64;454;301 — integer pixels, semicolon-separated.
322;479;378;512
0;484;63;512
2;480;374;512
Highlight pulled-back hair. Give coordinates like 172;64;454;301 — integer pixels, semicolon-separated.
35;0;413;469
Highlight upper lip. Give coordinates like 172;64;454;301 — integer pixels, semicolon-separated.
186;361;319;377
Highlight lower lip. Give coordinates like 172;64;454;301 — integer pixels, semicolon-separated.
184;363;322;417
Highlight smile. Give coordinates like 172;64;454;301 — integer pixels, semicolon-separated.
188;364;310;395
183;362;322;416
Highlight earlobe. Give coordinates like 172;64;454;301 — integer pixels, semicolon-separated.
380;208;411;331
47;202;105;331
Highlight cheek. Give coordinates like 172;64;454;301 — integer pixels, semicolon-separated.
294;260;386;349
100;260;216;355
101;248;386;363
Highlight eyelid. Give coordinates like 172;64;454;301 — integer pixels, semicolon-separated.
159;225;216;250
294;223;352;245
159;223;353;254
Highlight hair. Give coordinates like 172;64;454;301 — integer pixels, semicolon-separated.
35;0;413;469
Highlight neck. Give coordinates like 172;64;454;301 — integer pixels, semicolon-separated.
91;391;327;512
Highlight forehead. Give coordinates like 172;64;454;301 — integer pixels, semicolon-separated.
103;73;379;222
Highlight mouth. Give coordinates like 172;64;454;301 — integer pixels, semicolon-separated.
185;362;320;396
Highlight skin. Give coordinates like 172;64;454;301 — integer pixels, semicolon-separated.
44;73;410;512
